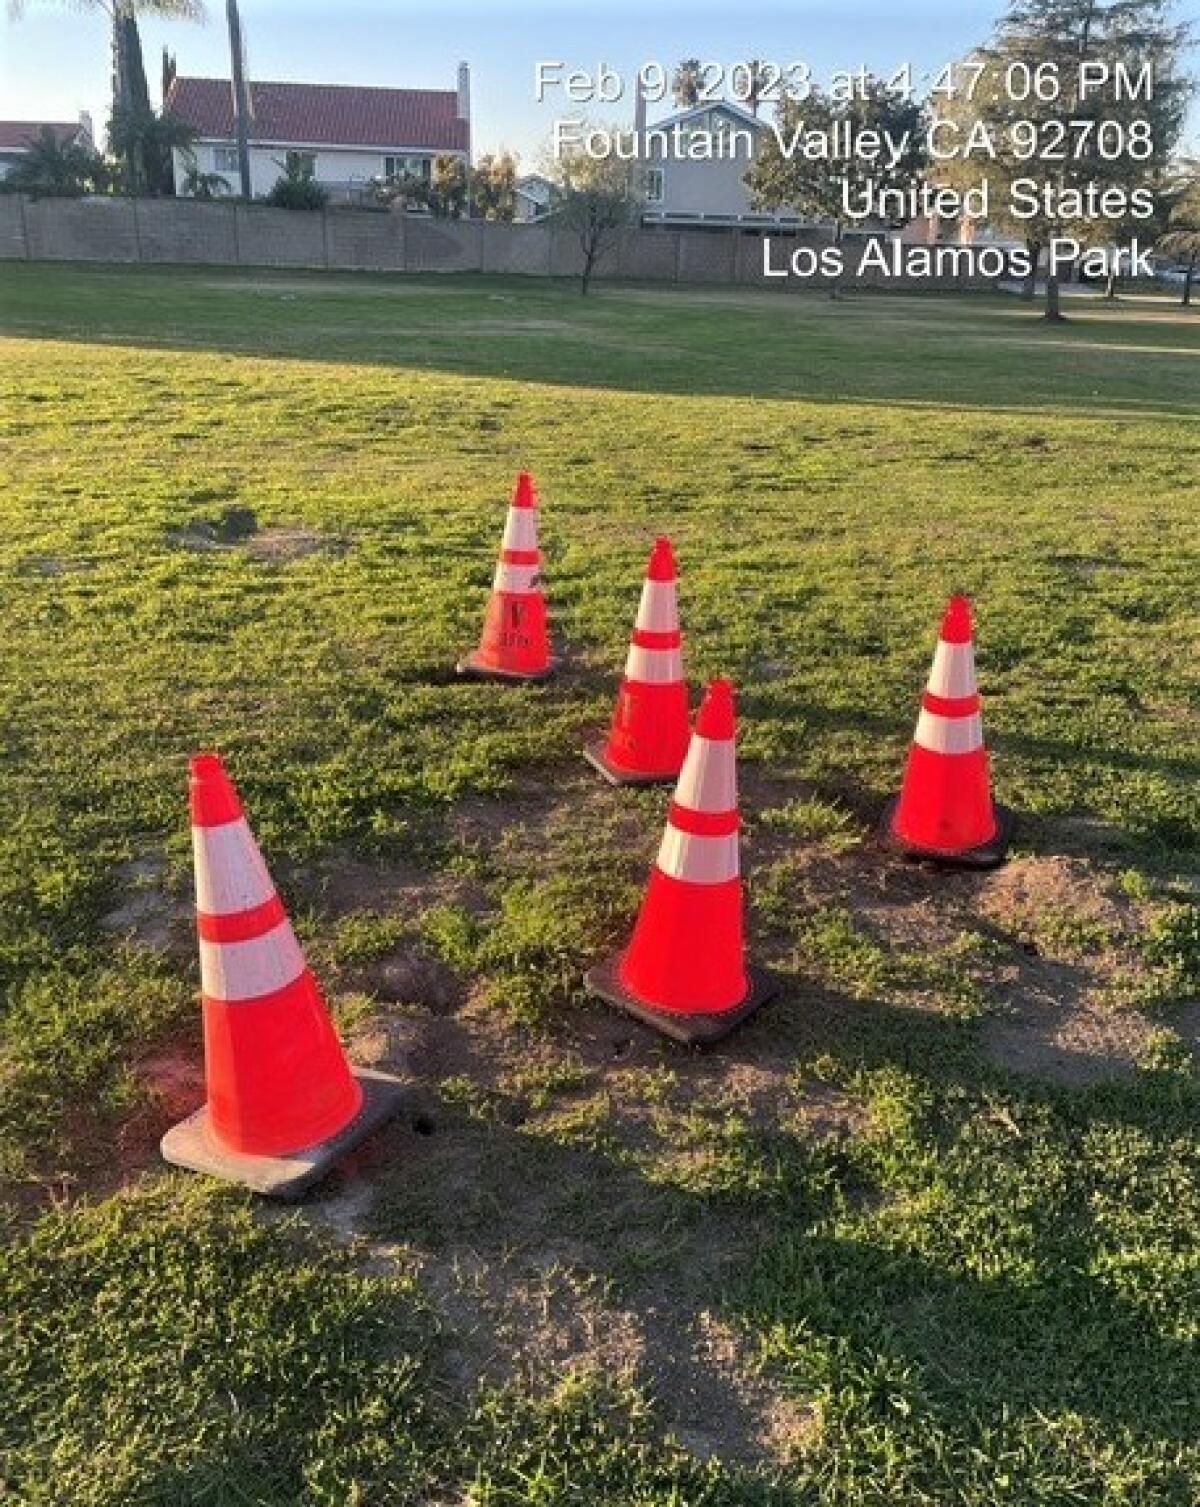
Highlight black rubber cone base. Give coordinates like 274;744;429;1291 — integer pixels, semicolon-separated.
160;1069;405;1200
584;952;777;1046
879;800;1016;871
456;651;556;684
583;738;680;788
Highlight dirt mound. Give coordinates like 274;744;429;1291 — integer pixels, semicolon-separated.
167;506;344;562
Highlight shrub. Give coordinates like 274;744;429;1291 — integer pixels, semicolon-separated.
264;159;328;210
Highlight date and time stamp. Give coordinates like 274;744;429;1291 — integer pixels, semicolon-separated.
535;58;1164;281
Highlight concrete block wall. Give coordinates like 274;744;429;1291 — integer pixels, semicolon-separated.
617;231;678;282
677;231;736;284
481;222;551;276
23;195;139;261
234;205;327;268
135;199;238;265
405;217;481;272
0;195;28;259
548;229;589;279
1;195;1002;293
324;209;405;272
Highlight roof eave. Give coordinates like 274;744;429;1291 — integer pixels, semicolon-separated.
175;132;467;154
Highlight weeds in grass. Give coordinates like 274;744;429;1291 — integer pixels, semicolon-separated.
1;268;1198;1502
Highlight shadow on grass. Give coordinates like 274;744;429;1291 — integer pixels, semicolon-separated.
738;685;1200;858
2;264;1199;421
325;968;1200;1491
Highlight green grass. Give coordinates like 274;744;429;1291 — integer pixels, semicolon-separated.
1;262;1199;1504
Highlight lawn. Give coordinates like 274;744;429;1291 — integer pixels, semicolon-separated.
1;262;1199;1505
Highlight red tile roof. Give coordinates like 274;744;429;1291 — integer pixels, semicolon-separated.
165;77;468;152
0;121;81;151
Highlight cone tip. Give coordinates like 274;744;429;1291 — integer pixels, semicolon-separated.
189;752;243;827
647;536;675;581
513;471;536;509
695;678;735;740
941;594;973;644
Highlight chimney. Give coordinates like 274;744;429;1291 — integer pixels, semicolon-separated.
77;110;94;150
456;62;471;123
162;48;176;108
630;75;647;200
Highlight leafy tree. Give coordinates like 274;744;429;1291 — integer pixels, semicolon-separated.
373;170;432;213
932;52;1049;300
265;157;328;210
0;127;111;197
108;104;191;193
552;139;636;295
977;0;1192;319
373;155;467;218
1159;157;1200;304
431;154;468;218
9;0;206;192
672;58;703;110
741;59;771;117
472;152;518;221
748;78;929;298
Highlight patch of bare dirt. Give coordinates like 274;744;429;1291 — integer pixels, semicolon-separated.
414;1250;813;1467
167;506;345;563
977;855;1135;935
972;855;1148;1083
309;1086;812;1469
34;1039;204;1211
100;855;190;954
982;990;1151;1085
242;526;342;563
358;953;463;1012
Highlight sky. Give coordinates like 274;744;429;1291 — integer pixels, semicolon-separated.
2;0;1197;160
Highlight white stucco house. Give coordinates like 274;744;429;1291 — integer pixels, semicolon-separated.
165;68;471;201
514;173;554;222
637;100;800;229
0;114;93;180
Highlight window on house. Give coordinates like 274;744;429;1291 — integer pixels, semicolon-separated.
285;151;316;178
384;154;431;183
213;145;239;173
645;167;664;204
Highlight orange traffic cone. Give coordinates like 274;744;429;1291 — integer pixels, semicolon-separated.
457;471;555;682
585;679;776;1044
585;537;690;786
881;595;1013;868
161;754;403;1196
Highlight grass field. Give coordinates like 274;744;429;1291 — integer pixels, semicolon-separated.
1;262;1199;1505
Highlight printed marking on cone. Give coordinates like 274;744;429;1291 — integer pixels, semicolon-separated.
161;753;404;1197
585;679;776;1043
883;595;1014;869
584;537;691;786
458;471;556;683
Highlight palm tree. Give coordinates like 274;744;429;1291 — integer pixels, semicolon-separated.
224;0;252;197
672;58;703;110
9;0;205;189
1160;160;1200;308
2;127;111;196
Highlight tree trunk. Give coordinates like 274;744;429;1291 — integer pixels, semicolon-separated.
1021;241;1040;302
1103;268;1118;301
1044;271;1065;322
580;239;595;296
1184;254;1195;308
111;8;140;194
226;0;253;199
829;221;843;302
